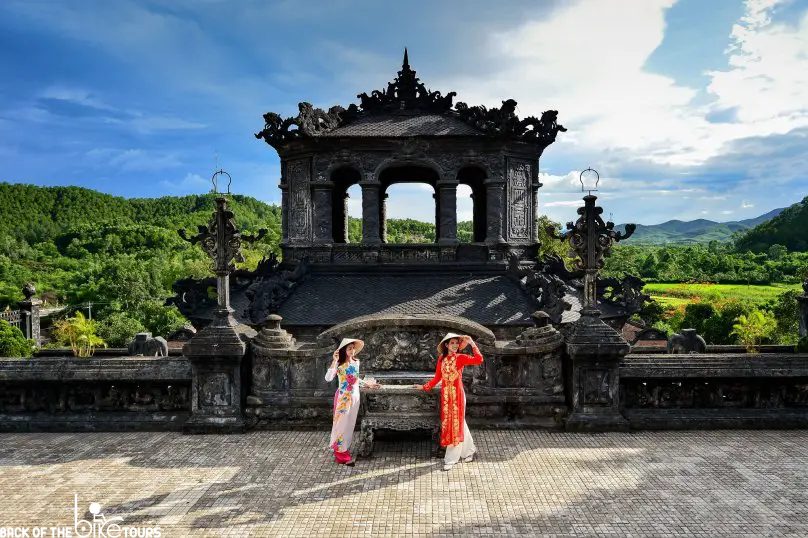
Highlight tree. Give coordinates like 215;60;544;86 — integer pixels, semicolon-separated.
139;302;188;337
702;301;751;345
768;244;788;260
0;320;34;357
680;303;716;336
97;313;146;347
731;309;777;353
763;289;800;345
53;312;106;357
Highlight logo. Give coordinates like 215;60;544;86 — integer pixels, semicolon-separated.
73;495;161;538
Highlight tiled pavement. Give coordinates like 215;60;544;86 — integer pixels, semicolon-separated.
1;430;807;536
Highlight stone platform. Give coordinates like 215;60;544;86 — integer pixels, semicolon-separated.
1;430;807;536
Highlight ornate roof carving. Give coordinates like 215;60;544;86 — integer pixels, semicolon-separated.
256;49;566;149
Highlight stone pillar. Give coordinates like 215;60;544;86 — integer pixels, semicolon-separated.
249;314;296;417
279;183;289;244
433;192;439;243
343;192;350;243
437;180;459;246
381;192;389;243
18;284;41;347
361;182;382;245
531;180;541;244
183;304;246;434
564;312;630;432
312;182;334;245
485;178;505;245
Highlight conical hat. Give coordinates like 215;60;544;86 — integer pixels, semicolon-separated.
437;332;471;356
336;338;364;355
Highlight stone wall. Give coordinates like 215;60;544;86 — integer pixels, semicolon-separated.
620;353;808;429
248;313;566;428
0;356;191;432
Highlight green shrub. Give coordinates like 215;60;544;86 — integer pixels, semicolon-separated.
0;320;34;357
97;313;146;347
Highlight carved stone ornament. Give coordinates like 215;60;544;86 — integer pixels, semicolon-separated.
560;196;635;273
178;197;267;276
507;253;571;324
256;49;566;149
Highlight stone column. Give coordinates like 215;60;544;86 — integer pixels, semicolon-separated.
564;312;630;432
279;183;289;244
485;178;505;245
18;284;41;347
179;196;265;434
361;181;382;245
343;192;350;243
531;179;541;244
381;192;389;243
311;182;334;245
183;297;246;434
437;180;459;246
433;192;439;243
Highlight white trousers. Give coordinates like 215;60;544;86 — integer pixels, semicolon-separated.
444;422;476;465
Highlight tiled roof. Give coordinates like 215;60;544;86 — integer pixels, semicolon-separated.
277;273;535;326
318;113;483;137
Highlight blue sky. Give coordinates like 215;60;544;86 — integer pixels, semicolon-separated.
0;0;806;225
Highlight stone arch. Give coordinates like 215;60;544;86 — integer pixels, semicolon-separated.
330;165;362;243
376;163;442;243
316;313;495;371
456;165;488;243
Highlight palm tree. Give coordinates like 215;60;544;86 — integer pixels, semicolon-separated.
53;312;106;357
731;310;776;353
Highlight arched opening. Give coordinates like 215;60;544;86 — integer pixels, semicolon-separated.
379;165;440;244
456;184;473;243
457;166;487;243
331;166;361;243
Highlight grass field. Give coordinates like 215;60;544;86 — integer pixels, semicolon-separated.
644;282;802;310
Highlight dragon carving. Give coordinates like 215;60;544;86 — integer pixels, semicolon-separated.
256;50;565;149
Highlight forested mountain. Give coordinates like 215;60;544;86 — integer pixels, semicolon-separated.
614;207;784;244
735;196;808;252
0;183;805;349
0;183;281;244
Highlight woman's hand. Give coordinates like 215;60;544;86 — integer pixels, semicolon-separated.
330;350;339;367
413;384;424;390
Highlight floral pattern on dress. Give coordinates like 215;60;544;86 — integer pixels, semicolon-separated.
334;363;358;420
330;434;345;452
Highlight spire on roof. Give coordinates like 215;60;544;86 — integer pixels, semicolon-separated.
402;47;410;70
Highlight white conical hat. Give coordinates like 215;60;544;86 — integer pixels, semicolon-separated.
437;332;471;356
336;338;364;355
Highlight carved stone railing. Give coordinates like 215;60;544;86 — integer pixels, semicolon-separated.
0;356;191;432
620;353;808;429
281;243;525;265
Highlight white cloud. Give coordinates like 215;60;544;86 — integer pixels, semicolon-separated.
159;172;210;194
741;200;755;208
438;0;807;169
86;148;183;172
707;1;808;125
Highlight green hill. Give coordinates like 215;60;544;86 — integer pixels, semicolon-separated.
735;196;808;252
615;208;784;244
0;183;281;244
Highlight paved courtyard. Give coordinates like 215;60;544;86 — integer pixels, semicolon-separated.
1;430;807;537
